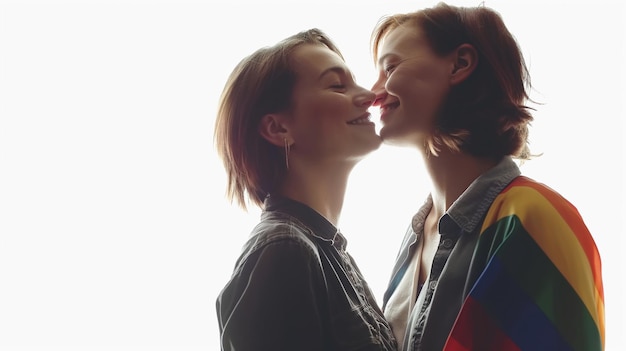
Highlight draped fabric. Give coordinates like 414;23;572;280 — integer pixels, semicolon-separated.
443;176;605;351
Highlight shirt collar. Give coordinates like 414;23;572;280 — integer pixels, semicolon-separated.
445;156;521;232
263;194;345;249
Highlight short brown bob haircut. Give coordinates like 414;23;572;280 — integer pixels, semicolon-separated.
214;28;344;210
371;2;534;161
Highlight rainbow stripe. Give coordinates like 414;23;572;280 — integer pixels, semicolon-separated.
443;177;604;351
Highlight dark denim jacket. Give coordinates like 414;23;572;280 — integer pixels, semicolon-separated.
217;195;397;351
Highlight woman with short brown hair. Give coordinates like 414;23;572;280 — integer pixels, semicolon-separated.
370;3;604;350
215;28;397;351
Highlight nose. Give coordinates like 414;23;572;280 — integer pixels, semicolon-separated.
371;78;387;107
355;87;376;108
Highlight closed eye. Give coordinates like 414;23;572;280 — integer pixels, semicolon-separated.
384;65;397;76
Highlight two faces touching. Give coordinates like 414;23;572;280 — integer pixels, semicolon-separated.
247;21;470;180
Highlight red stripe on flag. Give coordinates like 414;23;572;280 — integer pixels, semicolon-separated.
444;297;521;351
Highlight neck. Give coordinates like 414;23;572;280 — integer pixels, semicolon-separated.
421;147;498;218
278;161;355;226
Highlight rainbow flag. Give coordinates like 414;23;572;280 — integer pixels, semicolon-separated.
443;176;604;351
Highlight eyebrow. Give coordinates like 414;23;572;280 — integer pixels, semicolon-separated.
376;53;394;67
318;66;350;80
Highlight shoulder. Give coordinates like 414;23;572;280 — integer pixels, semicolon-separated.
233;211;323;270
479;176;597;261
485;176;584;226
472;179;604;337
250;211;319;250
479;175;595;254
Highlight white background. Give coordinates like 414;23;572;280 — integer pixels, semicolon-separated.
1;0;624;350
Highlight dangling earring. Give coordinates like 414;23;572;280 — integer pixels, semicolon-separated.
284;138;291;169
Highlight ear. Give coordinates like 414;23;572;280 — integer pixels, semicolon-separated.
450;44;478;85
259;113;291;147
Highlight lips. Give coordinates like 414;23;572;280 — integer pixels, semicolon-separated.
379;101;400;123
380;101;399;114
347;113;373;125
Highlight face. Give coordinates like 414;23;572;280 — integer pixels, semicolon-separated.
284;44;380;163
372;25;455;146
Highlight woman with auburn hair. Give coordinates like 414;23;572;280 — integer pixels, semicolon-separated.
214;28;397;351
370;3;604;351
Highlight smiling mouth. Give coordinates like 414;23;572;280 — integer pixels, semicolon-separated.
380;101;400;114
347;113;373;125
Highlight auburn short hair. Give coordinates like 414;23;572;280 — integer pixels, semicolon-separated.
371;2;534;160
214;28;344;210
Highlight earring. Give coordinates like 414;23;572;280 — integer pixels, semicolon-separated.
284;138;291;170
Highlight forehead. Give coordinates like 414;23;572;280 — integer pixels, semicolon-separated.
377;25;429;61
290;44;346;80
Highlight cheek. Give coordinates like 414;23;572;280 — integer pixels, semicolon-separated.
387;67;449;103
385;74;413;98
291;95;349;138
299;95;350;124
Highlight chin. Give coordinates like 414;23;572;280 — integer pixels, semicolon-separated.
370;135;384;150
361;132;383;147
353;139;383;158
379;127;413;147
379;125;400;143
